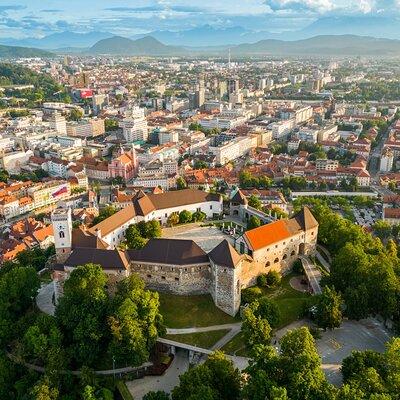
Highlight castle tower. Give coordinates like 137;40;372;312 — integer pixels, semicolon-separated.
51;206;73;263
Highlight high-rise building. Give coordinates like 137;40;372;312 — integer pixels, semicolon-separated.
227;78;240;95
49;112;67;135
120;107;148;142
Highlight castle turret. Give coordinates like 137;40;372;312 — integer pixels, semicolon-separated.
51;206;73;263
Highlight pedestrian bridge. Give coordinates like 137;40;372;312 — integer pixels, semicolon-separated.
157;338;249;370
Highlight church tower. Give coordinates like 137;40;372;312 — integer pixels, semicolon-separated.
51;206;73;263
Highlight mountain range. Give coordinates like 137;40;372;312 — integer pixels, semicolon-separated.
2;16;400;49
85;35;400;57
0;44;53;58
89;36;183;56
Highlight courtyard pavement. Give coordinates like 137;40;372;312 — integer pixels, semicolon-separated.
36;282;55;316
126;349;189;400
164;224;234;252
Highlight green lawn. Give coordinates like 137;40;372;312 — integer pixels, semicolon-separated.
116;381;134;400
222;273;312;356
221;332;249;357
164;329;230;349
259;273;312;329
158;292;239;328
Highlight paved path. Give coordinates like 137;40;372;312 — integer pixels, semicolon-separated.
166;323;242;335
316;244;332;264
211;325;242;351
127;349;189;400
36;282;55;316
300;255;322;295
315;251;331;273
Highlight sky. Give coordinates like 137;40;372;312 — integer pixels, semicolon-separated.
0;0;399;38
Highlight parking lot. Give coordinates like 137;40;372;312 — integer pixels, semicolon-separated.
275;318;392;386
353;207;380;227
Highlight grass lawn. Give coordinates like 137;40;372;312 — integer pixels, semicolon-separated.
221;332;249;357
158;292;239;328
39;270;52;283
222;273;313;356
116;381;134;400
164;329;230;349
259;273;312;329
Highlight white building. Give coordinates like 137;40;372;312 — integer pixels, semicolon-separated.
120;107;148;142
209;136;254;165
49;112;67;136
380;148;394;173
270;119;295;140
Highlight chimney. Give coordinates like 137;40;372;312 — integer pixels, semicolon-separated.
95;228;102;238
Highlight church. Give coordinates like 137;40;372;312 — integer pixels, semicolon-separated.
51;189;318;316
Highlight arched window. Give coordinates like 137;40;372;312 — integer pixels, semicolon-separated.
291;250;296;256
265;261;271;267
59;231;65;239
274;258;279;263
282;254;287;260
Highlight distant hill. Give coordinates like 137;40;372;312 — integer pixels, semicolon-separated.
1;31;113;50
132;25;271;47
89;36;184;56
0;44;53;58
299;16;400;41
231;35;400;56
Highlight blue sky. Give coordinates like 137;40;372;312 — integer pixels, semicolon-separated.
0;0;399;38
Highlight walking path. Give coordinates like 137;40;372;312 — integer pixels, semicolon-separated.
316;244;332;264
316;251;331;273
300;255;322;295
166;323;241;335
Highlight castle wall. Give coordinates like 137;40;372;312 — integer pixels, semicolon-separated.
132;262;212;295
212;262;239;316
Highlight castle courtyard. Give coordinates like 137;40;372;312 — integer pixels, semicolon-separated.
162;223;235;252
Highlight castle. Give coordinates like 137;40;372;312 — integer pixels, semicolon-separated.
51;189;318;316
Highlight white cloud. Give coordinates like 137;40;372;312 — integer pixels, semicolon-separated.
265;0;334;13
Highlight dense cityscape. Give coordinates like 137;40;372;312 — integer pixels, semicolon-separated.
1;2;400;400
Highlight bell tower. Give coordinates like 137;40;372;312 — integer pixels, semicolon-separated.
51;206;73;263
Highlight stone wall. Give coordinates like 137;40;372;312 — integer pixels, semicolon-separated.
132;262;212;295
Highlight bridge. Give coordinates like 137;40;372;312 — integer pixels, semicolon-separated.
157;337;249;370
299;255;322;295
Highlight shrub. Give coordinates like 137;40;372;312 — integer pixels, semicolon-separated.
266;271;281;287
292;259;304;274
241;287;263;305
257;274;268;287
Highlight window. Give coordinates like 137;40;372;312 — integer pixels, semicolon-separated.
162;276;166;280
175;277;179;281
266;261;271;267
283;254;287;260
248;249;253;257
240;242;245;254
59;231;65;239
210;205;212;210
291;250;295;256
311;231;314;235
147;274;152;278
274;258;279;263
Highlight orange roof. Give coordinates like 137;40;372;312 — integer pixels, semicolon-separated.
33;225;54;242
244;219;293;251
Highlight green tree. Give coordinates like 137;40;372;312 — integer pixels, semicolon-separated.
167;212;179;227
68;108;83;121
31;377;59;400
108;274;164;366
176;177;187;190
248;195;262;210
143;391;170;400
315;286;343;330
373;220;392;241
172;351;240;400
55;264;108;366
104;118;119;132
266;271;281;287
242;307;272;348
251;297;281;328
192;210;206;222
179;210;192;224
247;216;261;230
91;206;117;226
